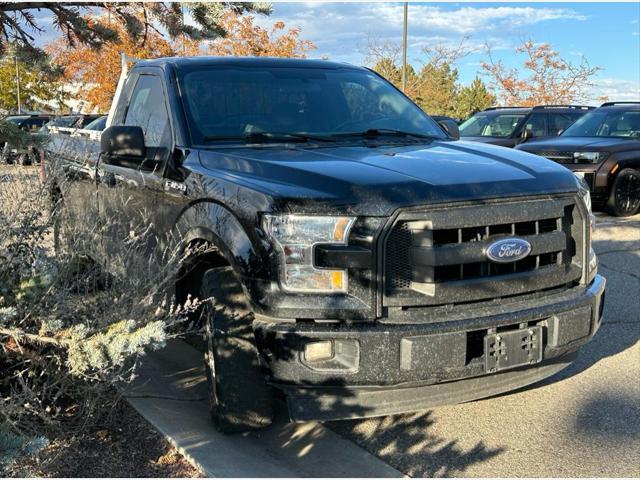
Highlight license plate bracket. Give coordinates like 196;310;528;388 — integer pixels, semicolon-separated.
484;326;543;373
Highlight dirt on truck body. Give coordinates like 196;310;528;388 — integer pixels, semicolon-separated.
46;56;605;433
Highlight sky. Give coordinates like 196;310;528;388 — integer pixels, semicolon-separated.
29;2;640;104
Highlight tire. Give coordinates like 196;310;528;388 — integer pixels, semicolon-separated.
201;266;273;433
607;168;640;217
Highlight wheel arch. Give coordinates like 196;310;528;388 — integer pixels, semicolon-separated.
172;199;269;309
606;154;640;180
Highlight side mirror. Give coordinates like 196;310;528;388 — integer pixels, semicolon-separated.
101;126;146;159
521;127;534;141
437;118;460;140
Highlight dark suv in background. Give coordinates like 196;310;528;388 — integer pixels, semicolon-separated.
517;102;640;216
2;114;51;132
1;114;51;164
460;105;593;147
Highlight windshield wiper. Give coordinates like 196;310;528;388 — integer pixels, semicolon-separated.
331;128;437;140
203;131;336;143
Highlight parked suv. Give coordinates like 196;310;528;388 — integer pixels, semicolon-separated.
516;102;640;216
2;114;51;131
1;114;51;164
460;105;593;147
47;57;605;433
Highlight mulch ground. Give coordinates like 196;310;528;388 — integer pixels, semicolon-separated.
9;400;201;478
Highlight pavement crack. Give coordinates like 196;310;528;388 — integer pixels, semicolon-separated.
599;262;640;281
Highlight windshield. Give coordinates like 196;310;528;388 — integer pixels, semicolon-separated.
84;116;107;131
50;116;79;128
562;109;640;138
459;113;527;137
178;65;446;144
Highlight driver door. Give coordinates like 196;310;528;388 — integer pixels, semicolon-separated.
96;70;173;277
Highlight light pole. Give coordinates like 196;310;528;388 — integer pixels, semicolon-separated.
14;51;22;114
401;2;408;93
12;12;22;114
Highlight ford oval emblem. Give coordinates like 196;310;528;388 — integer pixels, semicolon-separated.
486;238;532;263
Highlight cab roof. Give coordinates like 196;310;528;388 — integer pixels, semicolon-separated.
481;105;594;115
135;56;363;71
598;102;640;111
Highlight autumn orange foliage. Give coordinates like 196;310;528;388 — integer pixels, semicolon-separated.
46;16;179;112
208;13;315;58
481;40;601;106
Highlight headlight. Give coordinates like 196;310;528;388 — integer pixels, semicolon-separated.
263;214;356;293
573;151;608;163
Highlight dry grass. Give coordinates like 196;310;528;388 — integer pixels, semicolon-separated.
0;162;204;476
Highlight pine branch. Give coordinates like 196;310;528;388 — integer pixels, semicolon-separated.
0;328;68;347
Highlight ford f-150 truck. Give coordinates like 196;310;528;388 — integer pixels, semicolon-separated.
47;56;605;433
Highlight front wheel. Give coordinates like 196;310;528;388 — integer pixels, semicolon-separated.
607;168;640;217
201;266;274;433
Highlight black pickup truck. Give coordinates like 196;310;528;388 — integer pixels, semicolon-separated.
47;57;605;433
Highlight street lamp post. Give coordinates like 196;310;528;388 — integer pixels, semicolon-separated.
401;2;408;93
14;51;22;114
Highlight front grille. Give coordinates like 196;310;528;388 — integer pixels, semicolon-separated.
538;151;575;164
383;196;585;308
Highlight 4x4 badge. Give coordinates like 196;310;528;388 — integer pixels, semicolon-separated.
485;238;532;263
165;180;187;194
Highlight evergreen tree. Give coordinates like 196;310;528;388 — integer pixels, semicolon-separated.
415;62;459;116
454;77;496;120
0;2;272;64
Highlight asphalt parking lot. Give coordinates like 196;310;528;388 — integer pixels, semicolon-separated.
329;212;640;477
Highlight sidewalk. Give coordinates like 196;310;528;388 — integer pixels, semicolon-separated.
124;339;404;478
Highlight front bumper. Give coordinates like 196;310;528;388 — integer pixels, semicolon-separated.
254;274;605;421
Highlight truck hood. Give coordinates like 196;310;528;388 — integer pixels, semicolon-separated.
517;136;640;154
197;139;579;215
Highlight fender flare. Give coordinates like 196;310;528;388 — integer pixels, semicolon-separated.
171;199;268;282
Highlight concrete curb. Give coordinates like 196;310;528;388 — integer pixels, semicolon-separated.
124;339;405;478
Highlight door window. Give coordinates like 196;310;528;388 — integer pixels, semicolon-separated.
550;113;579;135
24;118;45;131
523;113;548;137
124;75;171;148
